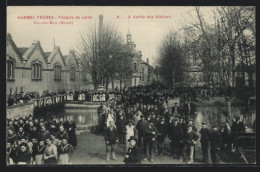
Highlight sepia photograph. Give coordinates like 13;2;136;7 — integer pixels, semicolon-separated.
6;6;256;165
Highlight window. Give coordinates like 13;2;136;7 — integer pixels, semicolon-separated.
7;57;15;79
32;60;42;80
70;65;76;80
54;64;62;80
134;63;137;72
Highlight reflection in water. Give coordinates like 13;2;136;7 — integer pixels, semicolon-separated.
64;109;98;128
53;103;252;131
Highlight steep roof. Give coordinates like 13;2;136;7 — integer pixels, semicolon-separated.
22;40;48;64
6;33;25;62
46;46;66;66
18;47;29;55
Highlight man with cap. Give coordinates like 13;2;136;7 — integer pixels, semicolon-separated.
169;117;184;159
156;116;168;156
123;136;142;164
143;120;159;162
136;115;147;150
104;121;118;162
187;118;198;132
183;124;199;164
231;115;245;150
210;124;222;164
199;122;211;163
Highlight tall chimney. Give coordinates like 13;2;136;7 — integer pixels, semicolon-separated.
99;15;103;38
147;58;149;64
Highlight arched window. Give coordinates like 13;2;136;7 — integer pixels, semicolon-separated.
70;65;76;80
54;63;62;80
32;60;42;80
7;56;15;79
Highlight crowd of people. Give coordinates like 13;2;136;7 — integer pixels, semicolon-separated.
6;82;252;165
97;84;248;164
7;114;77;165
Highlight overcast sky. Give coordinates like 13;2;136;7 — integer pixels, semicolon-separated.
7;6;215;66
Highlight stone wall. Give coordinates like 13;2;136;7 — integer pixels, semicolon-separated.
7;103;34;120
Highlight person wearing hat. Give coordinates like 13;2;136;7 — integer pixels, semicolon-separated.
183;124;199;164
169;118;184;160
187;118;198;132
231;115;245;149
105;107;117;128
143;120;159;162
136;115;148;150
199;122;211;163
104;121;118;161
116;113;126;144
210;125;222;164
125;119;136;152
156;116;168;156
123;136;142;164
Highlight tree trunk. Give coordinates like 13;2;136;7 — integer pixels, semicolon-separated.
111;78;114;90
120;79;122;92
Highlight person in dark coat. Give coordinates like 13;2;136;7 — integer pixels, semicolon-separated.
219;126;229;161
32;140;46;165
136;115;146;150
8;128;18;145
210;125;222;164
16;143;32;165
183;125;199;164
186;119;198;132
56;125;69;141
170;118;184;159
199;122;211;163
123;136;142;164
143;120;159;162
38;125;50;142
28;126;38;140
7;142;16;165
178;115;186;161
65;115;77;148
104;121;118;161
156;116;168;156
231;116;246;149
17;127;28;141
116;114;126;144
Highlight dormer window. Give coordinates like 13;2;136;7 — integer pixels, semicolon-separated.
32;60;42;80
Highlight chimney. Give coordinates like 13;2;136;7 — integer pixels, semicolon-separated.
32;40;40;45
99;15;103;38
133;43;136;48
147;58;149;64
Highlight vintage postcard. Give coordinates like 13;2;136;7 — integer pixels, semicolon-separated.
6;6;256;165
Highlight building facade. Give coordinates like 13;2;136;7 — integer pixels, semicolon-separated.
6;33;82;96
